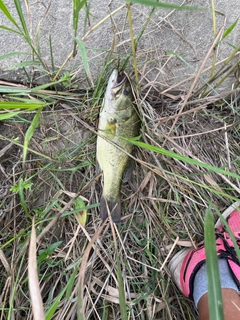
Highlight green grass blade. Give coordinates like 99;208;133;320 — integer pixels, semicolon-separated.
116;251;128;320
0;111;21;120
0;101;44;109
0;0;46;69
0;86;31;94
73;0;87;56
75;37;91;80
14;0;31;44
154;162;240;202
45;288;67;320
18;178;31;218
73;0;87;32
0;51;27;60
7;252;27;319
204;206;224;320
49;35;55;75
0;0;20;28
66;265;80;299
0;25;21;34
222;18;239;40
124;138;240;179
216;18;239;46
135;5;155;50
23;107;43;163
226;42;238;49
36;22;41;59
8;0;46;69
31;81;62;91
125;0;208;11
8;60;42;70
3;97;48;104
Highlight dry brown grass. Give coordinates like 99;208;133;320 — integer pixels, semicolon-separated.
1;56;240;319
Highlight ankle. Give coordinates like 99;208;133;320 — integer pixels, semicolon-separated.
198;289;240;320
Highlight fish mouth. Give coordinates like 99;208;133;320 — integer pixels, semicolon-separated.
106;70;127;100
112;72;126;89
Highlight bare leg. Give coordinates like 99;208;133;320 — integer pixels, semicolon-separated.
198;289;240;320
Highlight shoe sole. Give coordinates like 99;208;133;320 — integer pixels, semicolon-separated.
168;248;192;290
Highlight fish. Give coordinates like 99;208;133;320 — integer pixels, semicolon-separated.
96;69;140;223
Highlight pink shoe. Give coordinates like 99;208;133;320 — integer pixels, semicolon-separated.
169;202;240;299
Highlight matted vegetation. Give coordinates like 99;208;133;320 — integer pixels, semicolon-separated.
0;1;240;319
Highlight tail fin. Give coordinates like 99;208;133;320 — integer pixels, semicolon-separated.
99;195;121;223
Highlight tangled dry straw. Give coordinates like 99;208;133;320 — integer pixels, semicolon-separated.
1;53;240;318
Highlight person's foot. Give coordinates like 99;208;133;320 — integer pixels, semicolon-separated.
168;202;240;300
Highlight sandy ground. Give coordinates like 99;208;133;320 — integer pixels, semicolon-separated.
0;0;239;90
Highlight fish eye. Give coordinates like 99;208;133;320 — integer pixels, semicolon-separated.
124;87;130;95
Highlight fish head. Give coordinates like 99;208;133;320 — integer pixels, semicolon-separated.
104;69;134;113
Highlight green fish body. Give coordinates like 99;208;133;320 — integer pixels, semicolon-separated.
96;70;140;223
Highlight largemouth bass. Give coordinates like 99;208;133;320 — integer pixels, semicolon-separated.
96;70;140;223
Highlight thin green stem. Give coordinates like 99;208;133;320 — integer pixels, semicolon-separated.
126;2;139;91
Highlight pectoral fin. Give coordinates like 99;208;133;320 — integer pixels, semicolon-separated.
122;158;135;183
100;195;121;223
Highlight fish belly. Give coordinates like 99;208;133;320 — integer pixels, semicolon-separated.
96;132;131;222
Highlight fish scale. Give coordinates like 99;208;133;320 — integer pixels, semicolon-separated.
96;70;140;223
